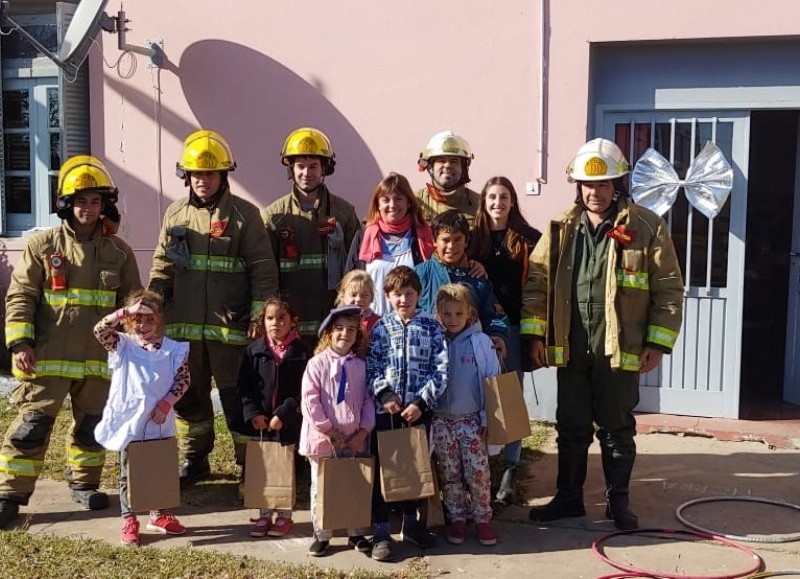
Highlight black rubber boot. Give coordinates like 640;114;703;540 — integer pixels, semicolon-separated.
494;467;517;506
71;488;109;510
179;455;211;487
0;499;20;529
529;452;587;522
602;451;639;530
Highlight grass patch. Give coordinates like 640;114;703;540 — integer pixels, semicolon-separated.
488;421;552;504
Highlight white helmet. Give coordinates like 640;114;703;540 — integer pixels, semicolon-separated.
567;138;630;182
418;130;474;168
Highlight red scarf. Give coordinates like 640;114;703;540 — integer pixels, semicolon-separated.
358;215;434;263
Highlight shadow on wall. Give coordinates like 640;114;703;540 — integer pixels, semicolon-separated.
179;40;382;213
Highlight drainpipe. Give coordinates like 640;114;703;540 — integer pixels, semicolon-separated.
529;0;549;196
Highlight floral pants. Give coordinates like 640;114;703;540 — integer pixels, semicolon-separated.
431;413;492;524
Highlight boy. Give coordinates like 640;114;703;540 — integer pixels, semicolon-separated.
366;266;448;562
415;209;509;359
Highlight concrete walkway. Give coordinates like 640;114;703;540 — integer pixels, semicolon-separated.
8;433;800;578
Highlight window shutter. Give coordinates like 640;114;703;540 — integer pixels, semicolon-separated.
57;1;91;160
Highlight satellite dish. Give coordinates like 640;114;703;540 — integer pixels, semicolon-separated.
57;0;110;66
0;0;162;76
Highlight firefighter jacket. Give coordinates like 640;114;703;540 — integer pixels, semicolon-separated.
261;185;360;338
148;187;278;346
520;198;684;371
4;221;141;380
415;183;480;226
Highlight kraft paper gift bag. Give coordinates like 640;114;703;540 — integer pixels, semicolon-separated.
127;437;180;512
316;455;375;531
484;371;532;445
244;441;296;510
419;460;445;529
377;425;435;502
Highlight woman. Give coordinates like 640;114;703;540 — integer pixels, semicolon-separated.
468;176;541;506
346;172;434;315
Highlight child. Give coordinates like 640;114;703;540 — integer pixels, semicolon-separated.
432;284;501;546
414;209;509;360
299;306;375;557
237;296;311;539
335;270;381;335
366;266;448;562
93;289;190;546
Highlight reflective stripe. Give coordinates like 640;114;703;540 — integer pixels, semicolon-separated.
297;320;320;336
176;417;215;437
620;351;641;372
231;431;252;445
520;317;546;337
547;346;564;366
0;455;44;477
165;323;248;345
5;322;34;344
279;253;326;272
11;359;110;380
43;288;116;308
647;325;679;349
66;445;106;468
250;300;265;318
188;254;246;273
615;268;649;291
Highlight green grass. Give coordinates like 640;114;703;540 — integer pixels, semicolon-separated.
0;396;551;577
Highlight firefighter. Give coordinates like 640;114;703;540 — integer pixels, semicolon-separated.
0;155;141;529
522;139;684;530
262;127;360;343
415;130;480;226
148;130;278;485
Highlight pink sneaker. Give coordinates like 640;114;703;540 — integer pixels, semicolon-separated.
267;515;293;537
146;511;186;535
249;515;271;538
120;516;140;545
476;522;497;546
446;520;466;545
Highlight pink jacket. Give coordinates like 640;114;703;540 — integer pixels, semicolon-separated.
298;348;376;458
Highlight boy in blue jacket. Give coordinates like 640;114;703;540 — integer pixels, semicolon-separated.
415;209;509;360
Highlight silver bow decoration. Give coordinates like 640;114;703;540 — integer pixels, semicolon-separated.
630;141;733;219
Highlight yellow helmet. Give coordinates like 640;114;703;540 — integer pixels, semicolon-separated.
418;130;474;168
58;155;118;198
177;129;237;175
280;127;336;175
567;138;630;182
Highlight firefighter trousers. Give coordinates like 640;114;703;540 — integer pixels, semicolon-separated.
0;376;109;505
176;340;248;465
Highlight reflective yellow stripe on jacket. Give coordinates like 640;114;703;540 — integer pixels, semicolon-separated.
646;325;679;350
176;417;215;437
188;254;247;273
615;268;649;291
0;455;44;477
297;320;321;337
620;351;641;372
11;359;110;380
278;253;326;272
67;444;106;468
5;322;34;345
43;288;117;308
520;316;547;337
165;323;248;345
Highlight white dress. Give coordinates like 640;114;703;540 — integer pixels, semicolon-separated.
366;231;416;315
94;333;190;451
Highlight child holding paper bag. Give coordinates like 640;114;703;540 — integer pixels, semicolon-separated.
93;289;190;546
432;284;501;546
299;305;375;557
238;296;311;539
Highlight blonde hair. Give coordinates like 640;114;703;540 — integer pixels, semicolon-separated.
121;289;165;335
335;269;375;307
434;283;478;326
314;311;367;358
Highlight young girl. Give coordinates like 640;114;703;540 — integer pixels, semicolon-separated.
467;176;541;505
299;306;375;557
432;284;501;547
93;289;190;546
237;296;311;539
335;270;381;335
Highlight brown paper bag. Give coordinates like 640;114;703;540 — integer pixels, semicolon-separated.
419;460;445;529
484;371;532;445
127;437;180;512
317;456;374;531
244;441;296;509
377;425;435;502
